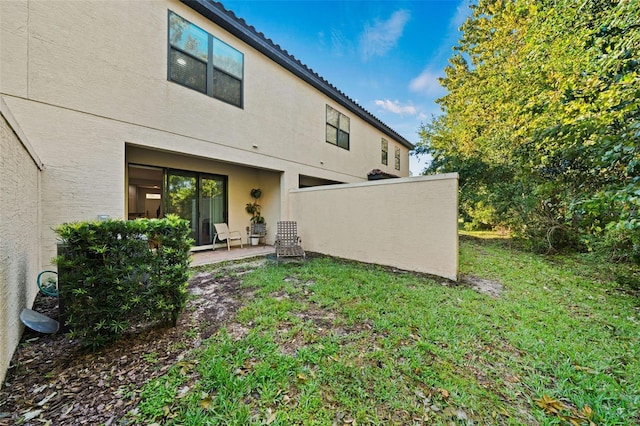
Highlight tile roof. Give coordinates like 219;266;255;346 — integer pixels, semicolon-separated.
181;0;414;149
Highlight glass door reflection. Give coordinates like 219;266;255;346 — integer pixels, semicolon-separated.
165;170;198;243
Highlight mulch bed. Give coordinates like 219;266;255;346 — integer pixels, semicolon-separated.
0;264;257;425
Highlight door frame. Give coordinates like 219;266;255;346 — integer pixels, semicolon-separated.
127;163;228;247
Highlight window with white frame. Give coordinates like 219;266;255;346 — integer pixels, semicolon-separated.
168;11;244;107
394;146;401;170
326;105;350;150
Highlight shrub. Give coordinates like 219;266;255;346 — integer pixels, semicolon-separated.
55;215;192;348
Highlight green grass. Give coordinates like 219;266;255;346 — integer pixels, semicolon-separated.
132;234;639;425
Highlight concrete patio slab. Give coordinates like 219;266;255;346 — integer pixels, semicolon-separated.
190;245;275;267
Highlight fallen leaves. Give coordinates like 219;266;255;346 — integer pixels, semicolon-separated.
436;387;450;399
176;360;196;376
161;404;178;420
505;373;521;383
176;385;190;398
535;394;597;425
536;394;566;415
411;387;471;423
574;364;597;374
1;266;256;425
265;407;277;424
21;409;43;422
332;411;357;425
37;391;58;406
200;393;213;410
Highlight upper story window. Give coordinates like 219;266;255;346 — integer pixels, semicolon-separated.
394;146;401;170
168;11;244;107
326;105;350;150
381;138;388;165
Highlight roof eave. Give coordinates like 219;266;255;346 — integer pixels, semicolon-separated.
180;0;415;150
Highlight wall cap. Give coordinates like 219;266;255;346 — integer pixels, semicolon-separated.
290;173;459;193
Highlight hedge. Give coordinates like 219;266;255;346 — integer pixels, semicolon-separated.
54;215;192;348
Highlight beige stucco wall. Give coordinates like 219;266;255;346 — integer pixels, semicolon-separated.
289;174;459;280
0;0;411;262
0;103;42;385
0;0;410;181
0;97;287;264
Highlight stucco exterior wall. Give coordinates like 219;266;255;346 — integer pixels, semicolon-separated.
0;0;411;262
0;0;410;182
0;107;41;385
289;174;459;280
0;97;278;264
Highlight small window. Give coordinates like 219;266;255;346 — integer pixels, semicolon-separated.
381;138;388;165
326;105;350;150
394;147;401;171
168;11;244;107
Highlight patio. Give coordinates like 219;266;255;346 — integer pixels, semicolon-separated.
190;244;275;267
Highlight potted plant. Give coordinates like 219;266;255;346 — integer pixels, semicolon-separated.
245;188;266;245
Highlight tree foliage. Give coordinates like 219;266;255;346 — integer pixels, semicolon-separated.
416;0;639;259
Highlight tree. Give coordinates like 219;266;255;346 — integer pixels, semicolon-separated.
417;0;639;259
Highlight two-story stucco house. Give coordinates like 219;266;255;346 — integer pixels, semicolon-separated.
0;0;458;384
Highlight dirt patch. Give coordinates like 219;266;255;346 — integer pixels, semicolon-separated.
459;275;504;298
0;261;265;425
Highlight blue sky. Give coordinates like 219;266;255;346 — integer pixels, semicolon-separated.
221;0;473;175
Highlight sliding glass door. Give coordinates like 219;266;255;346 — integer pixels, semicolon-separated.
165;171;197;242
128;164;227;247
164;169;227;246
198;175;225;246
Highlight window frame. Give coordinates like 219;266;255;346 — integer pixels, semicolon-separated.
325;105;350;150
168;11;244;108
381;138;388;165
394;146;401;171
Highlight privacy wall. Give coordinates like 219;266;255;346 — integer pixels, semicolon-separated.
0;102;42;385
289;174;459;280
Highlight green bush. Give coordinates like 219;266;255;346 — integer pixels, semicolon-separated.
54;215;192;348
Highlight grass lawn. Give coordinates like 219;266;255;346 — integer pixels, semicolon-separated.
132;233;639;425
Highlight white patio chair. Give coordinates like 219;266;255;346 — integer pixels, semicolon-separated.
213;223;243;251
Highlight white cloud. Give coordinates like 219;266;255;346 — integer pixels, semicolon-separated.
451;0;472;32
409;69;446;97
407;1;471;101
374;99;417;116
435;0;473;61
359;9;410;61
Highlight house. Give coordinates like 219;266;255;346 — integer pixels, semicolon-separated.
0;0;458;384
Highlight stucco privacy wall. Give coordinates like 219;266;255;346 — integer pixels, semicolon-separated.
0;101;42;385
289;175;459;281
